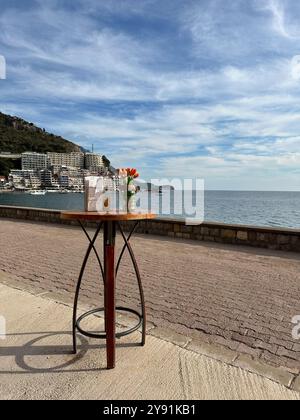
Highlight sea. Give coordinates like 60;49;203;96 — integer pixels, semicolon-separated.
0;190;300;229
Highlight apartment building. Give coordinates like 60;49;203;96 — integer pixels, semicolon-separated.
40;169;59;189
21;152;48;170
14;151;109;190
59;167;85;190
68;176;84;190
47;152;84;169
9;170;41;189
85;153;106;173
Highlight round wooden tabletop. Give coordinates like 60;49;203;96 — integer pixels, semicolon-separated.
61;211;156;222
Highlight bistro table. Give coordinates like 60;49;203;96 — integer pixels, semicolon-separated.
61;211;155;369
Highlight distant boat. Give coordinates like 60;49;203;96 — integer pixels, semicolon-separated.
29;190;47;196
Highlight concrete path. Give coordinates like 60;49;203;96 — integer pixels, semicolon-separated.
0;283;299;400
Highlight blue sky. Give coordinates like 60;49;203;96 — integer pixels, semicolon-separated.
1;0;300;190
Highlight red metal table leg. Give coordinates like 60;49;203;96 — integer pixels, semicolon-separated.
103;221;116;369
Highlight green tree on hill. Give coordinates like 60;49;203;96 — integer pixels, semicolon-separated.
0;112;83;176
0;112;81;154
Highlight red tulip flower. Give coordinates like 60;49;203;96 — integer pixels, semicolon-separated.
126;168;139;180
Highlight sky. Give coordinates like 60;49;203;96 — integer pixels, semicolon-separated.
0;0;300;190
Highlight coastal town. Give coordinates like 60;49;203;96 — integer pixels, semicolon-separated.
0;151;115;194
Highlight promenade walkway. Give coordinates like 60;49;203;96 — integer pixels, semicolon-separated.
0;218;300;385
0;282;299;400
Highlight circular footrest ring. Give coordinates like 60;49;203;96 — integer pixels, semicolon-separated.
76;307;142;339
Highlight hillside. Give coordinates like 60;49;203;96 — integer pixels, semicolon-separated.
0;112;81;154
0;112;82;176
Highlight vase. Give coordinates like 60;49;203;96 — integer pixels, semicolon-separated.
127;194;136;213
127;178;136;213
118;174;128;212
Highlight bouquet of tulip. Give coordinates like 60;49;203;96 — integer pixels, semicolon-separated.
127;168;139;212
118;168;139;212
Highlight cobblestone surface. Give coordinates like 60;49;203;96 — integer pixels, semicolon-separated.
1;218;300;372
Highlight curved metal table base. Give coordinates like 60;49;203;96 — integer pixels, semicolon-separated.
76;307;142;339
72;220;146;369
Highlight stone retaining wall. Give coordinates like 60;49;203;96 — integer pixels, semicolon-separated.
0;205;299;252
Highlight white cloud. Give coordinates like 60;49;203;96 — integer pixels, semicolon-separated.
291;55;300;80
51;106;217;157
1;0;300;189
1;1;300;105
0;55;6;79
263;0;291;38
159;152;300;190
255;0;300;40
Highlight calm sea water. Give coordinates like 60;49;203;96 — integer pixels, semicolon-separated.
0;190;300;229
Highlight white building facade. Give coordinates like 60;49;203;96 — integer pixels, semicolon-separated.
12;151;109;190
47;152;84;169
85;153;106;173
9;170;41;189
21;152;48;171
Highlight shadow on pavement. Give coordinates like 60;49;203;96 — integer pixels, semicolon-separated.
0;331;139;374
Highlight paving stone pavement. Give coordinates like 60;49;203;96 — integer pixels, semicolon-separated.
1;218;300;374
